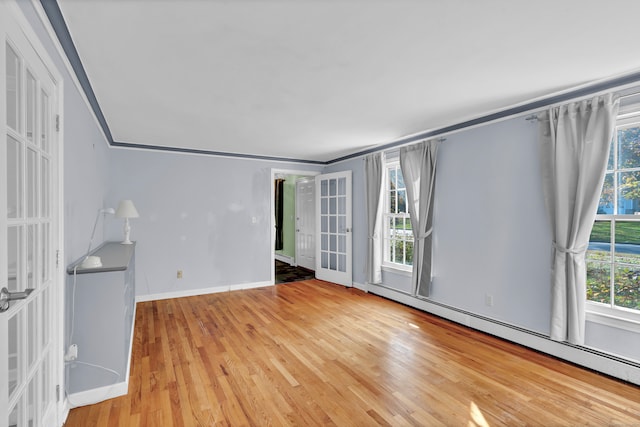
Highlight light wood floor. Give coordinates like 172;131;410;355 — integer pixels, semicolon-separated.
64;280;640;426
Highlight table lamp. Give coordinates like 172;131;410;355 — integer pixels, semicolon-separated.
115;200;139;244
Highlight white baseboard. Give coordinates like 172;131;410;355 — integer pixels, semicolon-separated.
65;380;129;408
136;280;274;303
365;283;640;386
275;253;295;266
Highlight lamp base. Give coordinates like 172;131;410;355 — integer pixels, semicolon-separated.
80;256;102;269
120;240;134;245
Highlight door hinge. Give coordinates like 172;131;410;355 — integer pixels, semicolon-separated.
56;384;60;402
56;250;60;269
55;114;60;132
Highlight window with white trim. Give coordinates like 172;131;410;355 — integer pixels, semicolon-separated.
383;161;413;270
587;110;640;316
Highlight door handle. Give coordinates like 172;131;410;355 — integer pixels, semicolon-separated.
0;287;34;312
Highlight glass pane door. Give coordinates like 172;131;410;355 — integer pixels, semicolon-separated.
315;171;352;287
2;8;59;425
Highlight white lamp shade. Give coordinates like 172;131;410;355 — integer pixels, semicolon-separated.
115;200;139;218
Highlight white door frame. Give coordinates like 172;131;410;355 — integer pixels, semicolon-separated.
1;1;64;425
270;168;319;284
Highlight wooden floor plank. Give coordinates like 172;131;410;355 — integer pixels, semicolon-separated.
65;280;640;426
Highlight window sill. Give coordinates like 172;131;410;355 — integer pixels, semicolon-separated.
382;265;412;278
586;303;640;333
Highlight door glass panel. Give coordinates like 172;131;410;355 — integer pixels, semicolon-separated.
40;288;50;349
26;70;36;143
329;179;336;196
9;400;20;427
321;252;328;269
6;43;21;132
8;226;22;292
41;156;49;217
41;222;50;283
9;313;21;399
28;300;37;370
41;90;49;151
321;234;327;251
27;148;37;218
330;253;336;270
27;224;37;289
7;135;22;218
338;177;346;196
339;254;346;272
329;197;336;214
320;180;327;197
28;374;37;426
329;235;336;252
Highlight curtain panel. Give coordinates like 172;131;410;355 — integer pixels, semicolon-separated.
364;152;385;284
400;140;439;297
539;94;619;345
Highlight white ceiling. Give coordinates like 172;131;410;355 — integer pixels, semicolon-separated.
57;0;640;163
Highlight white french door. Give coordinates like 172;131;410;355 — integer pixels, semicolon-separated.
295;178;315;271
1;2;61;426
315;171;352;287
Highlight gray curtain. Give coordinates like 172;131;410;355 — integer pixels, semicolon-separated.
539;94;619;345
364;152;385;284
400;140;439;297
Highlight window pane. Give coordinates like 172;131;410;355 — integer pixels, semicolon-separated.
587;261;611;304
614;265;640;310
617;171;640;215
321;197;327;215
406;239;414;266
617;126;640;169
394;240;405;264
329;197;336;214
389;189;397;214
587;221;611;262
329;179;336;196
597;173;613;214
397;189;407;213
607;136;614;171
397;168;405;189
614;221;640;266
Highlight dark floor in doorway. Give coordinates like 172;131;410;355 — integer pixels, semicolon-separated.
275;260;315;284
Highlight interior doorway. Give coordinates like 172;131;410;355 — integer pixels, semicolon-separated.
271;169;319;284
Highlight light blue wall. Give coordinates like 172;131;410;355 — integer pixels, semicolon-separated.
16;1;112;266
107;148;322;298
328;116;640;363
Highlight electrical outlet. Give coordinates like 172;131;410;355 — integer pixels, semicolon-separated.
177;270;183;279
65;344;78;361
485;294;494;307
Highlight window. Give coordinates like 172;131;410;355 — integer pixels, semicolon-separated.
587;112;640;316
383;161;413;270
